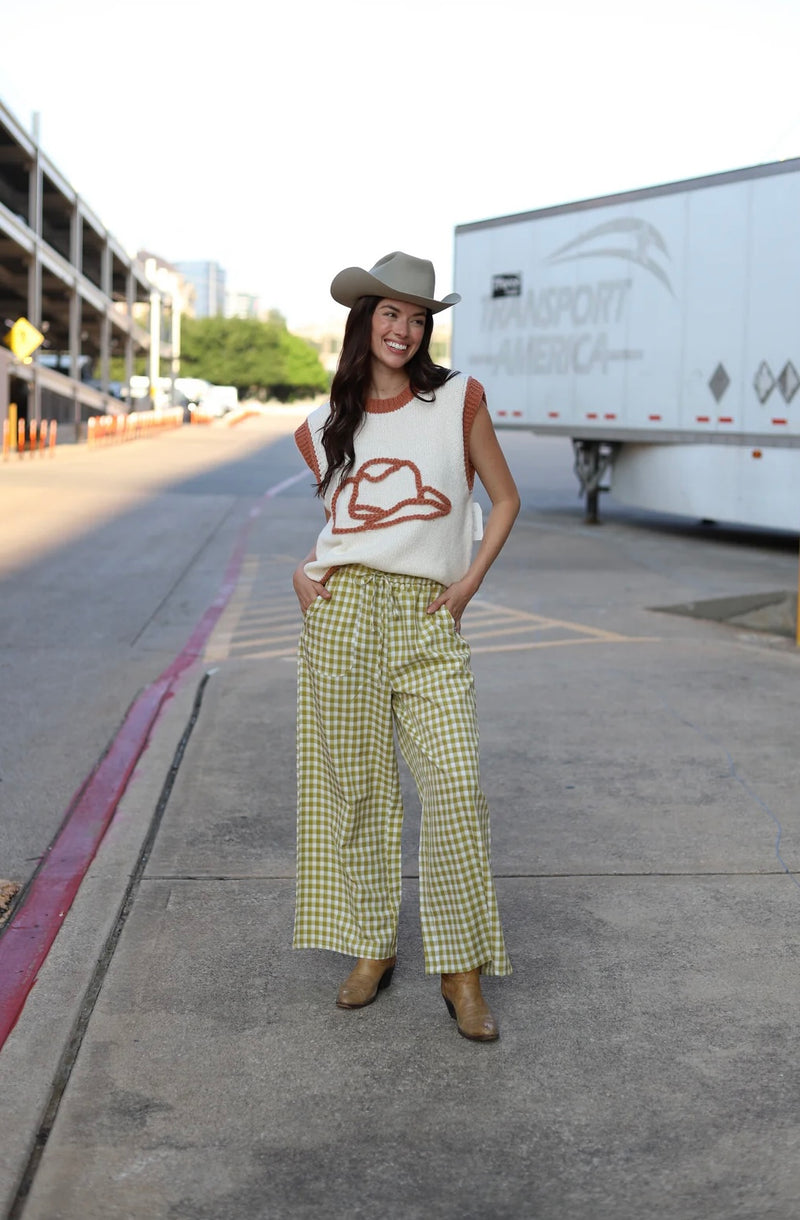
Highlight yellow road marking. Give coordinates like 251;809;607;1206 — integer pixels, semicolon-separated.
471;636;661;655
468;598;632;641
467;622;626;643
205;574;659;662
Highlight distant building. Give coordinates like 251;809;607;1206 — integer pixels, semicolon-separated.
174;260;226;318
138;251;195;318
225;291;260;319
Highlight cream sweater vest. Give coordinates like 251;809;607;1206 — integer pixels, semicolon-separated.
296;374;485;586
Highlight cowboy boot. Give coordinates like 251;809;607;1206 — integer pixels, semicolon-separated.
441;968;499;1041
336;956;397;1009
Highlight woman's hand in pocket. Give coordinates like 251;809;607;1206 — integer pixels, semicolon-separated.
293;565;331;614
425;577;478;633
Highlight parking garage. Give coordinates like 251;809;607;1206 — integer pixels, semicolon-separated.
0;97;174;439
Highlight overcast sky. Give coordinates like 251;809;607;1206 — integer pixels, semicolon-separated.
2;0;799;328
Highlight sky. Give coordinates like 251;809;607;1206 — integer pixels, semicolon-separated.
2;0;800;329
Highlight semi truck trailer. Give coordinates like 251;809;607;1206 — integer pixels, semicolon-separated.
452;158;800;531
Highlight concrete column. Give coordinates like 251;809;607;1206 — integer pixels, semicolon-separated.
30;367;41;427
27;253;43;332
0;348;11;424
149;290;160;406
69;288;80;381
69;200;83;436
28;142;43;422
170;293;181;404
124;270;134;406
28;137;42;237
28;143;43;328
69;286;80;438
100;240;112;394
27;252;42;428
100;313;111;397
70;204;82;274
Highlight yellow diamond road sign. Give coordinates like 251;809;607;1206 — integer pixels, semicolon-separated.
6;317;44;361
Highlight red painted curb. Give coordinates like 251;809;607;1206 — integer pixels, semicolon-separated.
0;468;307;1049
0;677;171;1043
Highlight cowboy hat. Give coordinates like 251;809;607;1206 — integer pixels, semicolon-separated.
330;251;461;314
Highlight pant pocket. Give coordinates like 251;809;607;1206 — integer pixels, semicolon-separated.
300;595;358;676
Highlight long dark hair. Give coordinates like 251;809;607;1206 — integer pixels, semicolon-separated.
317;295;451;498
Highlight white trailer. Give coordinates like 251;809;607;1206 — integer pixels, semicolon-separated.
452;159;800;531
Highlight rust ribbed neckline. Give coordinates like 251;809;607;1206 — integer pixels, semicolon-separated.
365;385;416;414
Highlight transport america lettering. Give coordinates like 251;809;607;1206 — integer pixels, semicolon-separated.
481;278;632;332
478;331;642;377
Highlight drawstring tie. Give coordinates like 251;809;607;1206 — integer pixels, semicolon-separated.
357;571;402;676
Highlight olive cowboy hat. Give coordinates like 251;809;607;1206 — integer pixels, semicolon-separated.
330;251;461;314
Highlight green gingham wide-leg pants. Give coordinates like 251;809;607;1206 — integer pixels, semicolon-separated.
293;564;511;976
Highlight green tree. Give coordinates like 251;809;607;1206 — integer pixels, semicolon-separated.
179;316;327;401
108;354;147;382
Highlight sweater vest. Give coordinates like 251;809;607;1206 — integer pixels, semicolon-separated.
295;374;485;586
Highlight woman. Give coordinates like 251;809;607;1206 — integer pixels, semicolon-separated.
292;251;520;1042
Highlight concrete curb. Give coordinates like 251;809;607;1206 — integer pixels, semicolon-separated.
0;671;207;1214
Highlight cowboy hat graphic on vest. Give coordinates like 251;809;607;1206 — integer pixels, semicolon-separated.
331;458;452;534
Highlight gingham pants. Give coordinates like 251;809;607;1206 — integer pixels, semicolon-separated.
293;564;511;976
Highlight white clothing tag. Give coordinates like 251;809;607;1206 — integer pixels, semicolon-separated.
472;501;484;541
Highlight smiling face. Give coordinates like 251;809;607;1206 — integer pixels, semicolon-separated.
370;298;428;376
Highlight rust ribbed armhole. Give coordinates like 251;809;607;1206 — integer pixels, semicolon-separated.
295;421;322;483
462;376;486;490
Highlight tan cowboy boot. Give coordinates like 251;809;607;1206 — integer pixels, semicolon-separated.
441;968;499;1041
336;956;397;1009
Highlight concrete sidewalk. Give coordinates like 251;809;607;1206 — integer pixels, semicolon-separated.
3;475;800;1218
